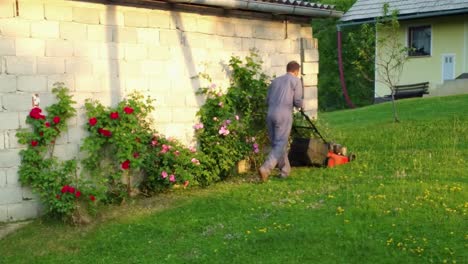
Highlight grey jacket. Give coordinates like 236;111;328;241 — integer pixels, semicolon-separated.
267;73;304;114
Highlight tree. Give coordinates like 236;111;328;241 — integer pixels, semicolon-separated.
374;4;410;122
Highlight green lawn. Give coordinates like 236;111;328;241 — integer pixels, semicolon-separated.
1;95;467;264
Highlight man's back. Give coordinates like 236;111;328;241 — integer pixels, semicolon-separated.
267;73;303;112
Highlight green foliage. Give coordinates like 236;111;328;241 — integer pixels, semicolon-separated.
81;92;155;202
312;0;375;111
195;53;269;179
3;94;467;263
16;84;96;220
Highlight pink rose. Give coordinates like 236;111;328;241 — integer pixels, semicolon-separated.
169;174;176;182
161;171;168;179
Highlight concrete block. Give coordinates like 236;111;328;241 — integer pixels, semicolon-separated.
124;11;148;27
302;74;318;87
15;38;45;57
141;60;164;76
31;21;59;39
137;28;159;45
44;4;72;21
75;75;101;92
300;26;313;39
6;167;18;186
215;21;235;37
303;98;318;115
205;36;223;50
148;11;171;29
286;23;302;40
197;18;215;34
0;112;19;130
303;48;319;62
222;37;242;51
0;1;15;18
93;59;118;77
147;46;170;61
99;9;124;26
301;38;316;50
0;75;16;93
37;57;65;74
124;77;148;91
235;23;253;38
0;18;30;37
270;53;289;67
72;7;100;24
113;27;138;43
6;130;22;149
0;186;22;205
119;61;142;77
60;22;87;41
65;59;93;75
303;85;317;100
53;143;79;161
2;94;32;112
174;14;198;32
241;38;255;51
302;62;319;74
160;30;182;46
173;108;197;123
5;56;36;75
73;42;99;58
0;205;7;221
0;170;5;188
0;148;20;167
279;39;300;53
7;201;41;221
151;108;172;123
254;39;276;53
253;24;284;40
47;74;75;92
124;44;147;60
18;111;29;128
99;43;125;60
67;126;85;144
18;2;44;20
0;38;15;55
87;25;113;42
148;78;170;93
17;75;47;93
45;39;73;57
22;187;39;201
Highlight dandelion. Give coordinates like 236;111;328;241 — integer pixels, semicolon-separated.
336;206;345;215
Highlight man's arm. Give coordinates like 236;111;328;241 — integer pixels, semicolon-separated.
293;78;303;109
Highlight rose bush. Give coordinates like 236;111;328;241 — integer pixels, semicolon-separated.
16;84;97;221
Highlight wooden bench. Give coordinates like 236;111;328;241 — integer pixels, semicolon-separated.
386;82;429;99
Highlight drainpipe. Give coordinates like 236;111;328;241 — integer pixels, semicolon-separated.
336;24;355;108
166;0;343;18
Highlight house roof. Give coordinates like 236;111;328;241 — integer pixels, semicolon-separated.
249;0;336;10
341;0;468;23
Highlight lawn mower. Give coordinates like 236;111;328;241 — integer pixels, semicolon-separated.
288;110;355;168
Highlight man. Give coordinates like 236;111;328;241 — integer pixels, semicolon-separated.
259;61;304;182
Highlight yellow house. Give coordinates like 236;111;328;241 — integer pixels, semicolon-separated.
340;0;468;100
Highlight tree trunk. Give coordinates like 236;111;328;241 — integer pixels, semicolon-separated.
390;90;400;123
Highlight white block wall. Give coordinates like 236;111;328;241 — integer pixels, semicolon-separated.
0;0;319;222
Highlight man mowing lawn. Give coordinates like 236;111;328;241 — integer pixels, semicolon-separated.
259;61;304;182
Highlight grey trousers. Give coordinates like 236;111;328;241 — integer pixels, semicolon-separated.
261;110;292;176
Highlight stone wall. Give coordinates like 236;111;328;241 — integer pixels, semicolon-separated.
0;0;319;222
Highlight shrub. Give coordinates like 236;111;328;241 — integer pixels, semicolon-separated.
16;84;97;221
195;53;270;178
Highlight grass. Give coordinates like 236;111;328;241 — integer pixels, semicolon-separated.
1;95;467;264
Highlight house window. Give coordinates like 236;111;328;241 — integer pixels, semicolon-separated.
408;25;431;56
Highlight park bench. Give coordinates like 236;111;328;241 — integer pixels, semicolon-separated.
386;82;429;99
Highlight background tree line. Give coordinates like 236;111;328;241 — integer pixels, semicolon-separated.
311;0;376;111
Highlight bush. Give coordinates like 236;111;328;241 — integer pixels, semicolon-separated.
16;84;97;221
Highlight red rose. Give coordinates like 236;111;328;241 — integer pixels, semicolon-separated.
133;152;139;158
61;185;69;193
29;107;45;120
110;112;119;119
121;160;130;170
53;116;60;124
75;191;81;198
124;106;134;114
31;140;38;147
90;195;96;202
98;128;112;137
45;122;50;127
56;194;61;199
183;180;190;188
68;186;75;194
39;132;44;137
89;117;97;126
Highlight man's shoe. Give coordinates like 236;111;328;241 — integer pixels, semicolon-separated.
258;167;269;182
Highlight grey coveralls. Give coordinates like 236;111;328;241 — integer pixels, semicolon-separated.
261;73;303;176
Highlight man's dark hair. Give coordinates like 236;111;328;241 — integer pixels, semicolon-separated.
286;61;300;72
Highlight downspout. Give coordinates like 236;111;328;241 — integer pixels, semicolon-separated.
166;0;343;18
336;24;355;108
